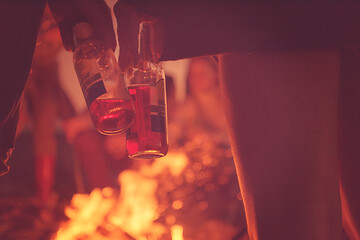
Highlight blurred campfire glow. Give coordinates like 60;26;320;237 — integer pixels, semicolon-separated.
53;152;189;240
171;225;184;240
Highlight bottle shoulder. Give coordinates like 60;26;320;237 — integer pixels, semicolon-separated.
126;62;165;86
74;39;111;60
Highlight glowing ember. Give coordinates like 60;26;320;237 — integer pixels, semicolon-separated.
53;152;189;240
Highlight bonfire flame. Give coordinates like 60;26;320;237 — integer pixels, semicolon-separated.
171;225;184;240
53;152;188;240
109;170;164;239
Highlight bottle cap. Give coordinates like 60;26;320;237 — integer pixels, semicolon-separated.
73;22;94;45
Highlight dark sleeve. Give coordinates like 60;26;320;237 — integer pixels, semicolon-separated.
0;103;20;176
120;0;360;60
0;1;46;175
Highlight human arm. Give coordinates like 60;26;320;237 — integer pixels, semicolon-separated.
114;1;360;67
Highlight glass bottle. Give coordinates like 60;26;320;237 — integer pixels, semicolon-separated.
73;22;135;135
125;21;168;159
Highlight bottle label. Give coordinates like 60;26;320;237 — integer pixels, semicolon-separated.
83;73;106;107
150;79;166;133
151;105;165;133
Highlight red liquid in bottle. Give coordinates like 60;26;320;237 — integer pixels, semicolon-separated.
89;98;135;135
127;85;168;159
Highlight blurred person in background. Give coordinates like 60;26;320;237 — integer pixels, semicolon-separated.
182;57;227;143
17;6;73;202
164;56;248;240
62;106;130;192
54;39;131;193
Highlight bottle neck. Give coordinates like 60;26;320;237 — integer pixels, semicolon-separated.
138;21;157;63
74;36;93;47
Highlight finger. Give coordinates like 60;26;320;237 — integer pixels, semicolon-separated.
81;0;116;51
57;21;76;51
114;2;140;71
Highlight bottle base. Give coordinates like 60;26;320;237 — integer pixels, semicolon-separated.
96;128;126;136
129;150;167;160
89;98;135;135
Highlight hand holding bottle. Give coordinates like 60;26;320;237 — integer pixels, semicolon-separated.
48;0;116;52
114;1;164;71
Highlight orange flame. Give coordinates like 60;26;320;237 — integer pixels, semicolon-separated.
53;152;189;240
171;225;184;240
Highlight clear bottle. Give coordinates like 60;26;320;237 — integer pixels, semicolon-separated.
73;22;135;135
125;21;168;159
